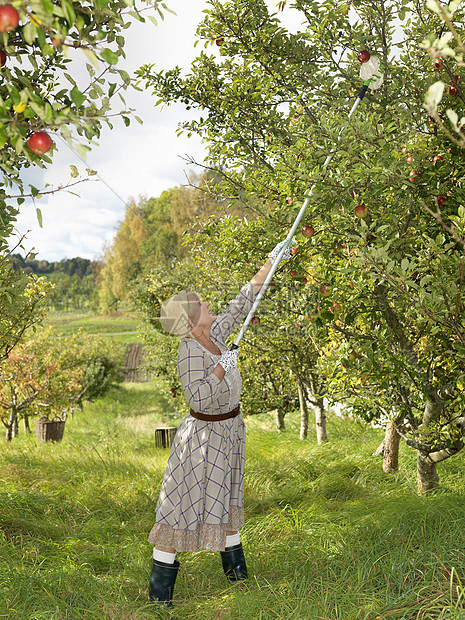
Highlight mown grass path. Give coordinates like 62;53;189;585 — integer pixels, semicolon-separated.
1;381;464;619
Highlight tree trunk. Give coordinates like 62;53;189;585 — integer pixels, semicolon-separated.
6;409;18;441
417;452;439;494
24;414;30;434
383;421;400;473
297;382;308;440
313;398;327;444
275;409;285;431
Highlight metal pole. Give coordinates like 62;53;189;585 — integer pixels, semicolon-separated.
232;82;373;349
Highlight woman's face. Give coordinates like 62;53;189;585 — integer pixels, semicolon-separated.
188;294;217;330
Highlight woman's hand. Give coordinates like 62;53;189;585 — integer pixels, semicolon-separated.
218;349;240;372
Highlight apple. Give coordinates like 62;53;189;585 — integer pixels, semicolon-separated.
358;50;370;63
406;155;413;163
409;170;419;181
215;37;224;46
354;204;367;218
320;285;330;297
401;146;408;153
434;58;442;69
27;131;53;154
0;50;6;66
268;281;276;290
250;316;260;326
437;196;447;206
449;85;458;97
433;155;443;164
302;225;315;237
0;4;19;33
290;269;298;277
287;197;293;205
172;394;176;399
331;303;343;318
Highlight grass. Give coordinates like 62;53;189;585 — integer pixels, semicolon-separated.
1;381;465;619
43;310;151;343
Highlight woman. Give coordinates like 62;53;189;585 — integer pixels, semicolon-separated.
148;240;291;608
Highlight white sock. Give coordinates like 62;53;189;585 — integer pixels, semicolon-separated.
225;533;241;548
153;548;176;564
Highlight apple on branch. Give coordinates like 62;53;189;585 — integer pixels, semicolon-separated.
0;4;19;33
358;50;370;63
354;204;367;218
302;225;315;237
250;316;260;326
27;131;53;155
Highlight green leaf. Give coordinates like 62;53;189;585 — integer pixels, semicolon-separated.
70;87;84;107
100;48;119;65
82;49;100;69
36;207;43;228
62;0;76;26
69;165;78;178
122;116;130;127
0;123;6;149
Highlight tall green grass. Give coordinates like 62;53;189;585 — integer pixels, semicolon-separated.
1;381;464;619
44;311;147;343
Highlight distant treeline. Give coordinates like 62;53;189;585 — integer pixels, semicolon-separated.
10;254;100;278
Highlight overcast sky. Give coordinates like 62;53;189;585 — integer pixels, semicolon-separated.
9;1;302;262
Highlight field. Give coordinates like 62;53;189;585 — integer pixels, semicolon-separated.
43;311;150;344
1;379;465;619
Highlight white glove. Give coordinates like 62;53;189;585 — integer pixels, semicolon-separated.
268;239;292;265
218;349;240;372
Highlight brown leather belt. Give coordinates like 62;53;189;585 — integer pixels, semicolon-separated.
190;405;241;422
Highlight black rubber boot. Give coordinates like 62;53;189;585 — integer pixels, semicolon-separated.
220;543;248;583
149;559;180;608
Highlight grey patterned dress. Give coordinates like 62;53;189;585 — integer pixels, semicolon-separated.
148;283;257;552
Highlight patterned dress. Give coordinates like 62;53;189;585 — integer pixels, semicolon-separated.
148;283;257;552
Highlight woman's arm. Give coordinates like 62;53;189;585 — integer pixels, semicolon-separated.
250;259;273;293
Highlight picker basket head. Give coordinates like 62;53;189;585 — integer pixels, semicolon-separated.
360;55;384;90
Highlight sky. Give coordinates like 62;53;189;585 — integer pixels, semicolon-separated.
9;1;304;262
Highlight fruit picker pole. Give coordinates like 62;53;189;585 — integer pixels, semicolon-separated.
231;56;385;350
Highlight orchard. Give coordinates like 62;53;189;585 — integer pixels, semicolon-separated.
139;0;465;493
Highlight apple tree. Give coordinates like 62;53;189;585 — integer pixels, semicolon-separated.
139;0;465;492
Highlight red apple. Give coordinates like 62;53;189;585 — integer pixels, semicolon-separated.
320;285;330;297
354;204;367;218
406;155;413;163
250;316;260;326
433;155;443;164
0;50;6;66
215;37;224;46
434;58;442;69
449;85;458;97
437;196;447;206
358;50;370;63
27;131;53;154
401;146;408;153
290;269;298;277
409;170;419;181
0;4;19;33
302;225;315;237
